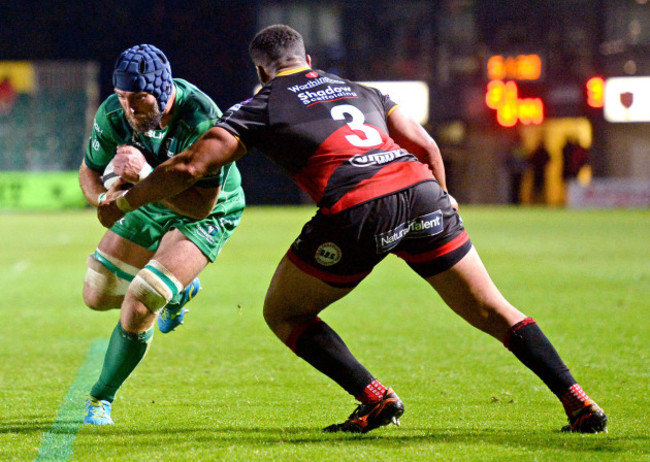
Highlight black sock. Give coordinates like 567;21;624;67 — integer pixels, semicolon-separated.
288;318;375;398
503;317;576;398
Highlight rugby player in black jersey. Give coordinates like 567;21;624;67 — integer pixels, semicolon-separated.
98;25;607;434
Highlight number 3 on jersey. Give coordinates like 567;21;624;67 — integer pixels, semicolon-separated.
330;104;383;148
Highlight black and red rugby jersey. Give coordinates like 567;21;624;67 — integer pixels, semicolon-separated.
216;67;433;214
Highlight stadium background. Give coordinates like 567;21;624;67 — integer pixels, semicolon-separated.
1;0;649;208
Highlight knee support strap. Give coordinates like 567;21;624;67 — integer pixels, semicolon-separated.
84;249;139;296
129;260;184;313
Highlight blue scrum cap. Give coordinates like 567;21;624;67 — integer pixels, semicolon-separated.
112;44;173;112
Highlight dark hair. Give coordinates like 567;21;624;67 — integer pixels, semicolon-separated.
249;25;306;69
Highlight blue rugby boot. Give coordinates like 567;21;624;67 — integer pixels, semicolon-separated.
84;396;114;425
157;277;200;333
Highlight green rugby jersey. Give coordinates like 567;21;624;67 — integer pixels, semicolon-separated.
84;78;242;208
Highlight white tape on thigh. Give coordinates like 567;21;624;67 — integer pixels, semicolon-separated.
129;260;184;313
84;254;137;296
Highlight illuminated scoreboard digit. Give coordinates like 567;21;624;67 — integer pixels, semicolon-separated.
485;54;545;127
487;54;543;81
586;77;605;108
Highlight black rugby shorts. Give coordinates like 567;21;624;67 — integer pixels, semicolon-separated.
287;180;472;288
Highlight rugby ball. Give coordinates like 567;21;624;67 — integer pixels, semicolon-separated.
101;159;132;190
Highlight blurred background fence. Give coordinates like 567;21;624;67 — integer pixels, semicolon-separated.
0;61;98;209
0;62;97;171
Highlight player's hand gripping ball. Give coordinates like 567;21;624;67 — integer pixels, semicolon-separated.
101;159;133;190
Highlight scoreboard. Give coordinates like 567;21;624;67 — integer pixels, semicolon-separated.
484;54;545;127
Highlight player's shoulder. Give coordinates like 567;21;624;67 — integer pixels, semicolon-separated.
97;94;124;119
93;95;127;136
345;78;389;102
174;78;221;120
349;79;396;112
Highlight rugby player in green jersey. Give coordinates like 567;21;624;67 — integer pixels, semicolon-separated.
78;44;245;424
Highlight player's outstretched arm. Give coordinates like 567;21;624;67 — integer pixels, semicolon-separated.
111;144;220;219
97;127;243;228
387;107;447;192
160;186;221;220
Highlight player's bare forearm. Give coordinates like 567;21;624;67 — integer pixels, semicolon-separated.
110;144;217;217
421;147;447;193
160;185;221;219
123;127;244;211
387;107;447;192
79;160;107;207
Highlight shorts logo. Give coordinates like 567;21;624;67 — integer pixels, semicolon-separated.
375;210;444;253
315;242;342;267
196;226;216;244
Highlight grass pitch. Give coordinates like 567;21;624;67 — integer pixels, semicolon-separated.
0;206;648;461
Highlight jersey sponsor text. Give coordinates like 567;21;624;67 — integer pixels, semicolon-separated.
296;85;358;105
286;76;346;93
349;149;410;167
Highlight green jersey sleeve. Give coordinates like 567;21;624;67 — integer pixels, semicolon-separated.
84;98;125;172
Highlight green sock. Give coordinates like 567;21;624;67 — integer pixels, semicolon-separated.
166;291;183;310
90;322;154;402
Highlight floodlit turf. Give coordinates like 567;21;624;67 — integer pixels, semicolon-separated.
1;206;648;461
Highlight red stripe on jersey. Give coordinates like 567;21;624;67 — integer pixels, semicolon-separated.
395;231;470;262
287;247;371;284
293;123;430;210
322;162;434;214
294;152;348;204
